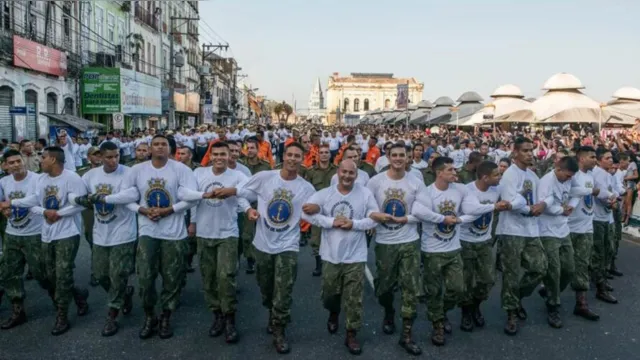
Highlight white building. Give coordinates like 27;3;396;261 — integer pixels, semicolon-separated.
307;77;325;123
0;1;82;141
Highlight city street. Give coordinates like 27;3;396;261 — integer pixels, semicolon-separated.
0;236;639;360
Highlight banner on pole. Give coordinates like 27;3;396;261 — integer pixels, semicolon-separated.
396;84;409;109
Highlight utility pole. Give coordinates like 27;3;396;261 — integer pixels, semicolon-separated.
169;15;199;130
200;43;228;126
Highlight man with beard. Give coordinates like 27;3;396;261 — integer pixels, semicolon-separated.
97;135;197;339
496;137;548;336
1;147;90;335
223;143;315;353
238;138;272;274
179;141;251;344
127;142;150;167
366;143;425;355
304;144;337;276
70;141;137;336
302;159;384;355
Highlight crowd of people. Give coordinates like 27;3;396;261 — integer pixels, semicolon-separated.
0;121;636;356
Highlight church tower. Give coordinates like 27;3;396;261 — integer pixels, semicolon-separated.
308;77;325;122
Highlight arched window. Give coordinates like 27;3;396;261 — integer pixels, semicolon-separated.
364;98;369;111
353;98;360;112
343;98;349;112
0;86;15;140
384;99;390;109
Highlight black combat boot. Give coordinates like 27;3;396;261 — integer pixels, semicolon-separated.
327;312;339;334
573;291;600;321
122;286;134;315
312;255;322;277
546;305;563;329
504;310;518;335
102;308;119;337
51;307;70;336
460;306;474;332
609;262;623;277
209;311;224;337
272;325;291;354
345;329;362;355
159;310;173;339
139;308;158;339
472;299;486;327
398;318;422;355
443;315;452;334
595;284;618;304
246;257;256;274
224;312;239;343
431;321;445;346
72;286;89;316
382;308;395;335
1;300;27;330
516;302;527;320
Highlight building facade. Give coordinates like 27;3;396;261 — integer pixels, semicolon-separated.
325;72;424;125
307;77;325;123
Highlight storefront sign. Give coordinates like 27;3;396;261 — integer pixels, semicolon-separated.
174;92;200;114
13;35;67;77
120;69;162;115
82;68;121;114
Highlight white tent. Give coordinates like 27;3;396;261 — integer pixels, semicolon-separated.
409;100;434;124
532;73;608;124
604;87;640;125
462;84;535;125
445;91;484;126
427;96;455;125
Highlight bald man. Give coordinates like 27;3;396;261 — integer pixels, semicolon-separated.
303;159;387;356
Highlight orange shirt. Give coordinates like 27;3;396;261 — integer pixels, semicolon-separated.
258;140;275;168
333;143;350;165
284;137;295;147
303;145;319;168
365;146;381;166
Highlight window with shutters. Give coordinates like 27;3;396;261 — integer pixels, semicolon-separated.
96;6;104;52
1;2;11;31
107;13;115;43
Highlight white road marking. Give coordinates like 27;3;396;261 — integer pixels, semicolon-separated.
365;264;375;290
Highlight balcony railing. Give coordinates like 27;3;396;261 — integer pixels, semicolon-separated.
134;4;158;31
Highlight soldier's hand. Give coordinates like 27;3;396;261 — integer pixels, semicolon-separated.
188;223;196;237
494;201;510;212
202;191;216;199
247;208;259;221
443;215;457;225
89;193;106;204
592;187;600;196
2;208;11;218
0;201;10;210
213;188;236;199
339;219;354;230
302;203;321;215
44;210;60;224
369;212;392;223
155;207;174;218
562;205;574;216
390;216;408;224
74;195;92;208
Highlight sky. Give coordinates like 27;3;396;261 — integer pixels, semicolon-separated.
199;0;639;109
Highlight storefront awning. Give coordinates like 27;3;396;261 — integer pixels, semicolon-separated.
42;113;106;132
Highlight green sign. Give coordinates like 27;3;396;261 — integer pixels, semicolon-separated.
81;68;121;114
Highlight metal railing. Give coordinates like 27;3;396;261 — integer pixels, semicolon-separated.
134;4;158;31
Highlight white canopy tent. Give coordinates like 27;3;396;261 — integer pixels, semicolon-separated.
532;73;609;125
445;91;484;126
604;87;640;125
427;96;455;125
409;100;434;124
462;84;535;125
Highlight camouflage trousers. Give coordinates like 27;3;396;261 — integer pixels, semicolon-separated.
81;208;94;248
423;250;464;322
1;234;44;301
459;240;494;307
310;225;322;256
92;242;135;310
570;232;593;291
321;261;365;330
255;249;298;326
612;208;622;265
198;237;238;314
500;235;547;311
374;240;421;320
240;212;257;261
592;221;613;286
43;236;81;312
540;236;575;307
136;236;187;311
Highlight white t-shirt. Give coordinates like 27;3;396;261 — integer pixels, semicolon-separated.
186;167;251;239
366;172;424;245
238;170;315;254
104;160;198;240
230;162;252;178
79;165;137;246
460;182;500;243
374;156;389;173
306;184;379;264
1;171;43;236
496;164;540;238
568;170;595;234
411;160;428;170
592;166;615;223
12;170;86;242
413;183;494;253
538;171;571;238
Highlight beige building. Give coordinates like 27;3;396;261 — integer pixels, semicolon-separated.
325;72;424;125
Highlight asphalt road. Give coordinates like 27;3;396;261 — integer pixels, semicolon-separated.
0;236;639;360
